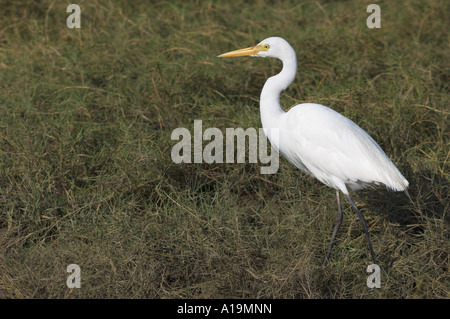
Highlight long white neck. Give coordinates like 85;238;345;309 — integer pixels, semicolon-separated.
260;47;297;131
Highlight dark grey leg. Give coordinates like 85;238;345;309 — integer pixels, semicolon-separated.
343;193;378;265
323;190;344;266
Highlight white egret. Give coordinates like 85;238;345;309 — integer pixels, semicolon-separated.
218;37;409;266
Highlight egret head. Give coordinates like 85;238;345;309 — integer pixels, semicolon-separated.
217;37;293;60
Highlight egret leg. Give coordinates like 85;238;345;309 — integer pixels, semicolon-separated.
343;194;378;265
323;190;344;266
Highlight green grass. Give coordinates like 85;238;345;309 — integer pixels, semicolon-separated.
0;0;448;298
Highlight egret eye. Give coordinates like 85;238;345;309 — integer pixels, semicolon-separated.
264;44;270;49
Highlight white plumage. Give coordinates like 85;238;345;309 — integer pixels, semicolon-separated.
219;36;409;265
278;102;409;194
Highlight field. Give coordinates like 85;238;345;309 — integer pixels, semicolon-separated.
0;0;448;298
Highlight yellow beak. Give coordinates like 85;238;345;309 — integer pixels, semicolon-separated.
217;45;261;58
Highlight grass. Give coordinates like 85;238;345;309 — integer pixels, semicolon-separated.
0;0;448;298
